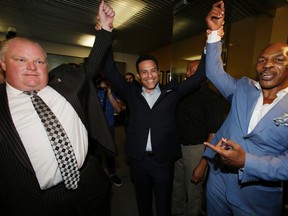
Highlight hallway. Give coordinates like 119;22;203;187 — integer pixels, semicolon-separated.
110;125;138;216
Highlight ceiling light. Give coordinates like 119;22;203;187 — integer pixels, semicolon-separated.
77;34;95;47
111;1;146;29
184;55;201;61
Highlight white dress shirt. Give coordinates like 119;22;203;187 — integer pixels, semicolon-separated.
248;84;288;133
7;83;88;189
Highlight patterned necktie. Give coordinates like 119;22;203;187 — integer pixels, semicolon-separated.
25;91;80;189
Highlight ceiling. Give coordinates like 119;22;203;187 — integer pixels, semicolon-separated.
0;0;287;55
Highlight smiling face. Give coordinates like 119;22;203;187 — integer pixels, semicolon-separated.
0;38;48;91
256;43;288;91
136;59;159;93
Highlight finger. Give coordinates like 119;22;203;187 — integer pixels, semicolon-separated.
204;142;221;154
209;10;224;19
212;1;223;8
99;0;104;12
215;138;225;147
219;1;225;12
223;139;239;150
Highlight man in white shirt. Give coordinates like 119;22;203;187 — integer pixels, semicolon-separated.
0;1;117;215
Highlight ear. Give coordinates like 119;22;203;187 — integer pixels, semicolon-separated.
136;73;140;80
0;59;6;71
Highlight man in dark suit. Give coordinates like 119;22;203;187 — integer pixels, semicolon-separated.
102;47;207;215
0;1;116;215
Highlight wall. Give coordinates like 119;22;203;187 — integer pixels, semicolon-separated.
155;5;288;81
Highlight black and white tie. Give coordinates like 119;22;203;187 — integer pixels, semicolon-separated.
25;91;80;189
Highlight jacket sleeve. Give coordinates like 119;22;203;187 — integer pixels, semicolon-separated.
103;48;129;97
83;29;114;81
206;42;237;102
239;151;288;182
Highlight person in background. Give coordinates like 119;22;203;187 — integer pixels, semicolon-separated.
203;1;288;215
96;75;123;187
125;72;135;83
172;60;225;216
121;72;137;131
0;1;117;215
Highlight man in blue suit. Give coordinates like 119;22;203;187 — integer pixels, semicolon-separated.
203;1;288;216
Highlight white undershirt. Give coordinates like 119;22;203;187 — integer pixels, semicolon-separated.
7;83;88;189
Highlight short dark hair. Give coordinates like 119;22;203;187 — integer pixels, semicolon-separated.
136;55;158;73
125;72;135;78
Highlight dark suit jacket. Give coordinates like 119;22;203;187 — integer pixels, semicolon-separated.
104;50;206;162
0;29;116;215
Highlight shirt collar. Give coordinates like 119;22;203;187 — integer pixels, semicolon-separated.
254;81;288;97
6;82;23;96
6;82;49;97
141;83;161;95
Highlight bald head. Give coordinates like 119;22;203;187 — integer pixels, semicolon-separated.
256;42;288;91
258;43;288;59
0;37;48;91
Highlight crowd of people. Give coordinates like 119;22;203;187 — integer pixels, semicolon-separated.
0;0;287;216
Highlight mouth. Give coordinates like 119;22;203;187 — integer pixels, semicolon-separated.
146;79;155;83
25;73;38;77
259;71;276;81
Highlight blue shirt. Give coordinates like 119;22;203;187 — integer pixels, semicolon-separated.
97;89;118;128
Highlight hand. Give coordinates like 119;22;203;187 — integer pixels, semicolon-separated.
191;164;205;184
204;138;246;168
96;0;115;32
191;158;207;184
106;86;112;95
206;25;225;38
206;1;225;31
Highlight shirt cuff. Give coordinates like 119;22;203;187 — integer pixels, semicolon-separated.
207;30;221;43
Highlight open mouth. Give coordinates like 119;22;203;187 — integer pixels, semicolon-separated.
260;72;275;81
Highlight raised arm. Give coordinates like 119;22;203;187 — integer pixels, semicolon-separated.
84;0;115;80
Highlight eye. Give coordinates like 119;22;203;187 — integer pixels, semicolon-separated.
14;57;26;63
35;60;46;65
151;68;158;73
257;59;265;64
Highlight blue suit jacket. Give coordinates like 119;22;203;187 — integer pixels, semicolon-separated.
203;42;288;215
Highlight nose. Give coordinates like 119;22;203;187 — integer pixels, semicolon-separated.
263;59;274;69
147;71;153;77
26;61;36;70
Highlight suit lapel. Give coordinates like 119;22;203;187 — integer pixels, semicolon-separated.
49;75;88;128
249;94;288;135
0;85;35;173
237;83;261;134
